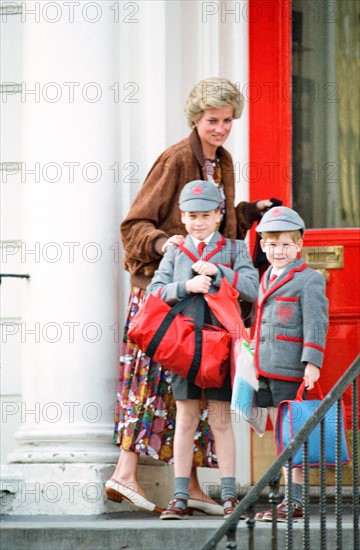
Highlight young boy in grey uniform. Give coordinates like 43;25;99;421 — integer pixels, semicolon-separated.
254;206;328;521
147;179;258;519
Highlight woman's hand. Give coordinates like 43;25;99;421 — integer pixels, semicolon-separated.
186;275;212;294
256;199;273;212
161;235;185;254
303;363;320;390
192;260;218;277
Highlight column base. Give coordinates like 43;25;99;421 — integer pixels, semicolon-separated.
1;459;174;515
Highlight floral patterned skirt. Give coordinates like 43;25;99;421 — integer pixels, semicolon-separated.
113;286;218;467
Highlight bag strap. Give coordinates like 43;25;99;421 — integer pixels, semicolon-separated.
295;380;325;401
187;295;206;384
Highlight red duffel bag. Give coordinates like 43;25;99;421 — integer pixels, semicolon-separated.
127;287;233;389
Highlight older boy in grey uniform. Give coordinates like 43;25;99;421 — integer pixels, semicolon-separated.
254;206;328;521
148;179;258;519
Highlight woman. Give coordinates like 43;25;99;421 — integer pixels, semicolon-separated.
106;77;271;514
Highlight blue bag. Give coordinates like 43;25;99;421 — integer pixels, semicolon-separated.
275;381;350;467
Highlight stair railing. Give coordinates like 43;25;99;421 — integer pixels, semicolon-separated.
202;354;359;550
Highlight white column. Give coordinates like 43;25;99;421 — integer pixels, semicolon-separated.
4;1;121;514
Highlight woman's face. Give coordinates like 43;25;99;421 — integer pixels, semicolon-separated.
195;105;234;158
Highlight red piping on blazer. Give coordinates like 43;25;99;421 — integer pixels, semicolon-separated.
255;263;308;382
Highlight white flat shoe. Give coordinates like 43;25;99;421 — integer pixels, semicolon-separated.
105;479;163;514
187;498;224;516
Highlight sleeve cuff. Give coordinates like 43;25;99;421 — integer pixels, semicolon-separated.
301;346;325;368
153;236;168;255
177;281;188;299
235;201;262;235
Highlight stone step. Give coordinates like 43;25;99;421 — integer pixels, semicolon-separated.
0;511;356;550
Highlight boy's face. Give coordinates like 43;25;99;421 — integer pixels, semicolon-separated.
181;210;222;241
260;232;303;270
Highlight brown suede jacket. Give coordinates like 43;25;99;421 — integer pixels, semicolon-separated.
121;129;261;289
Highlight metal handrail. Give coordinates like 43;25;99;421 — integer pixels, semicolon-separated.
202;354;360;550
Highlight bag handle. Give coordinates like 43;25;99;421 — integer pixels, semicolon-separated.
295;380;325;401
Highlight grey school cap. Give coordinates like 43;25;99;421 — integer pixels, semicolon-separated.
256;206;305;234
179;180;221;212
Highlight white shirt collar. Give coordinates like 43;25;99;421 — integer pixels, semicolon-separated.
190;233;215;248
271;267;286;277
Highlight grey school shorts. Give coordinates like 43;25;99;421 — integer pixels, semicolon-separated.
255;376;305;408
170;370;232;402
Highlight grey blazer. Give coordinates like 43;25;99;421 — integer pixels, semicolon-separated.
147;232;259;327
254;258;329;381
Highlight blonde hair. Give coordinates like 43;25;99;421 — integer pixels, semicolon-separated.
261;231;303;243
185;77;244;128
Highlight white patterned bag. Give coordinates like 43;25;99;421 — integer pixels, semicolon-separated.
231;341;267;437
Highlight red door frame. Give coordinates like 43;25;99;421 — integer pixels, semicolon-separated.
249;1;292;206
248;2;292;482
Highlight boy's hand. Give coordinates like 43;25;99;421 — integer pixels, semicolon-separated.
161;235;185;254
192;260;218;277
303;363;320;390
186;275;212;294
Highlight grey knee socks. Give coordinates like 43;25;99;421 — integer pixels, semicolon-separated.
221;477;237;501
285;483;303;506
174;477;190;509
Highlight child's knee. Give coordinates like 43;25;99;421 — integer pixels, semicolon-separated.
208;402;232;431
176;401;199;432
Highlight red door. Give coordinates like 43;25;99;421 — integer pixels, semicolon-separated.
249;0;360;480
